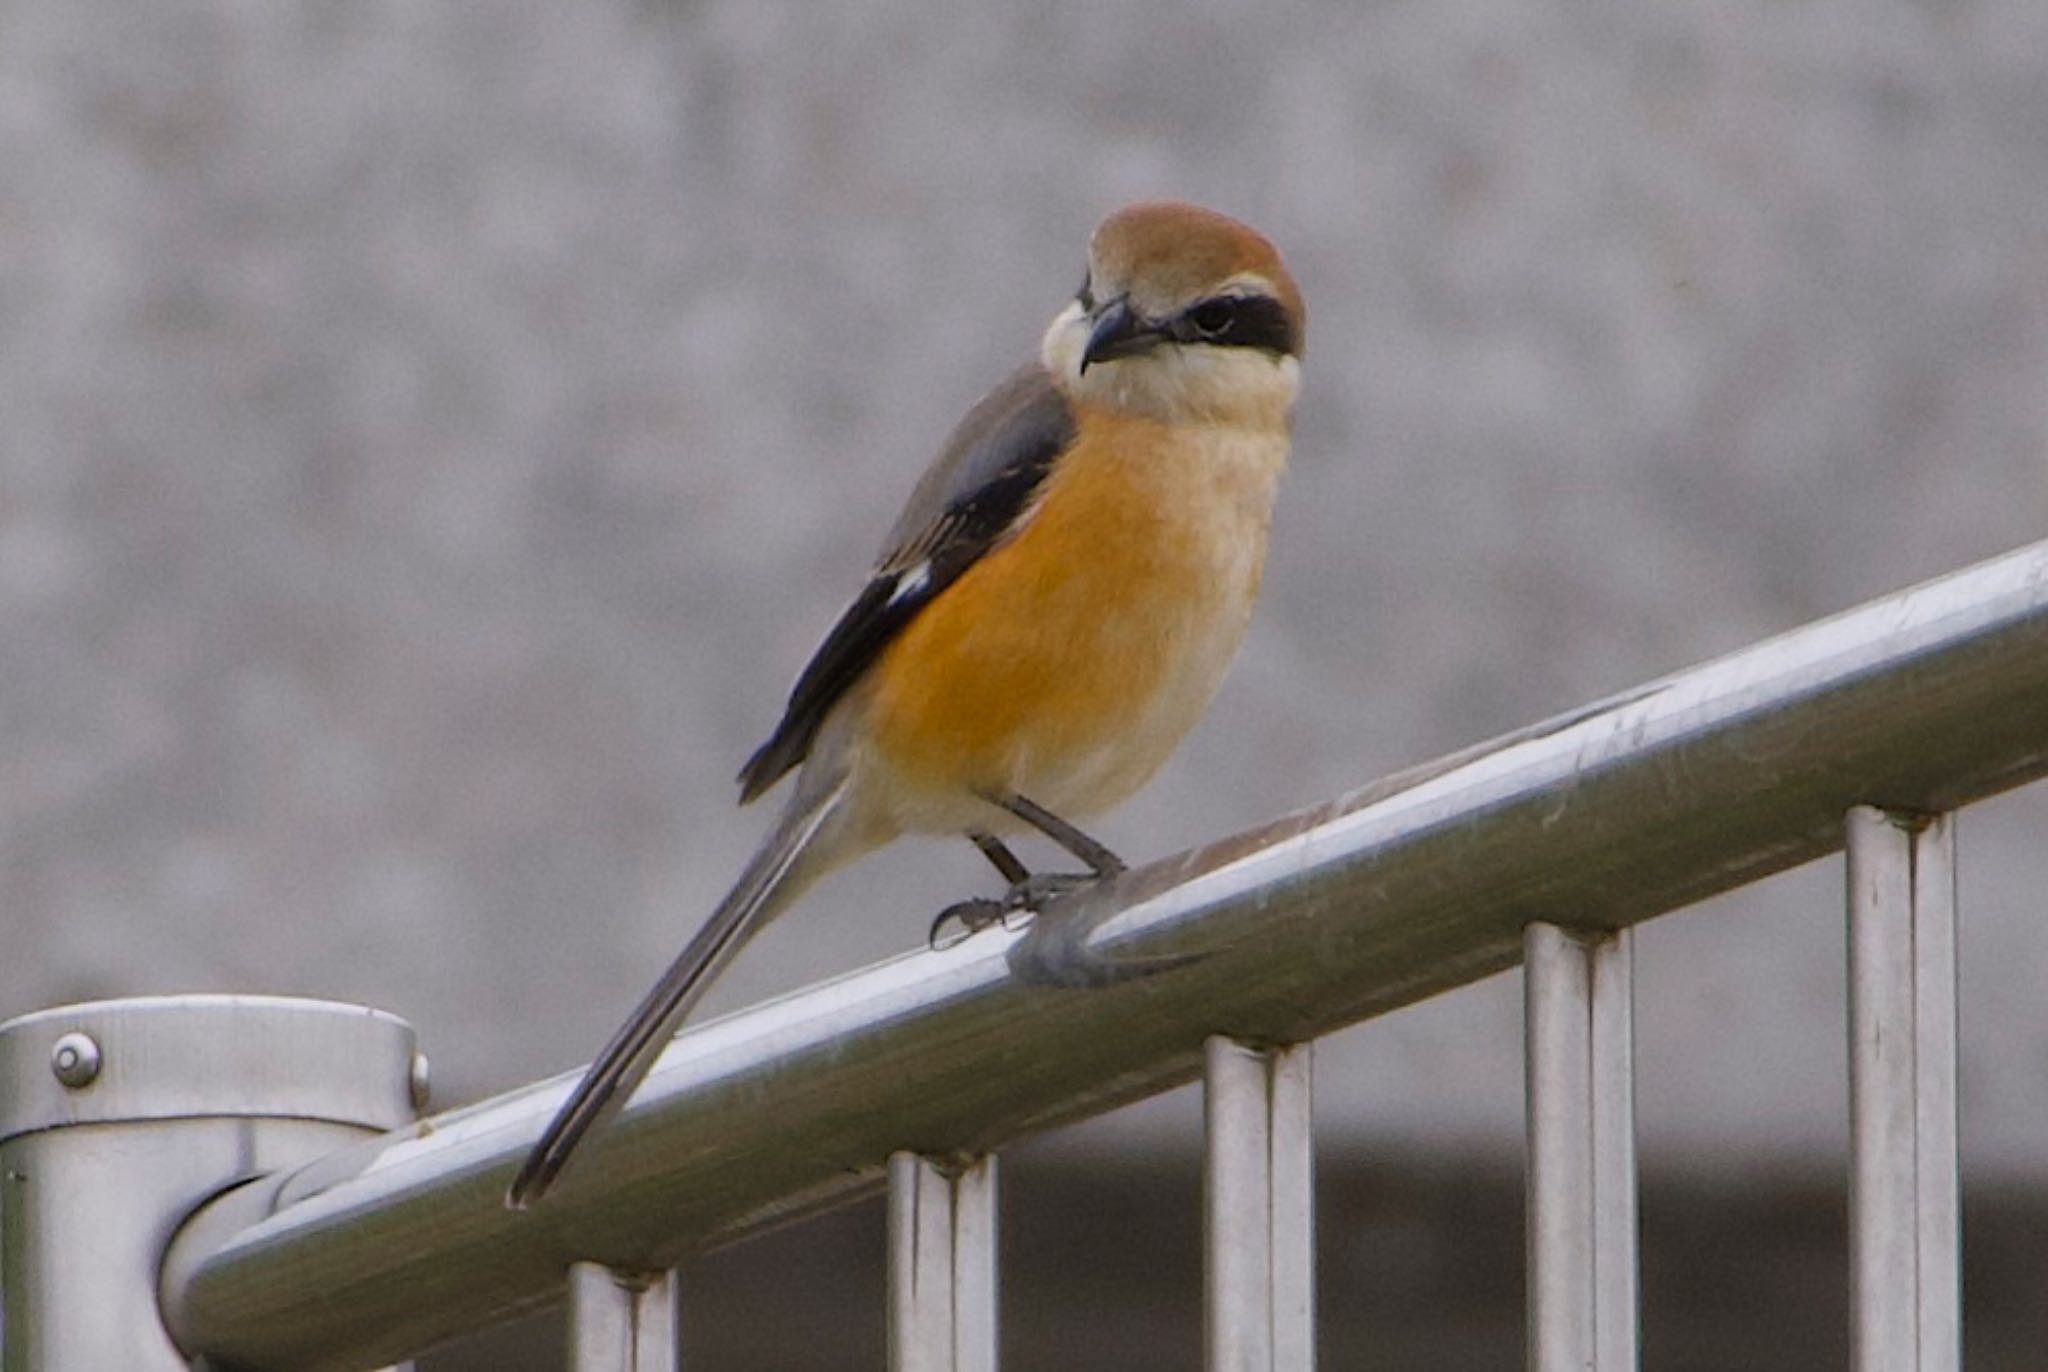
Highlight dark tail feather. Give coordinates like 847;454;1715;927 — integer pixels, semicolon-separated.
507;782;848;1208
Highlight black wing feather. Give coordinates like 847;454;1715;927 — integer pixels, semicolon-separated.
736;366;1075;802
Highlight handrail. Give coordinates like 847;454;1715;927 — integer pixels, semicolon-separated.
163;537;2048;1372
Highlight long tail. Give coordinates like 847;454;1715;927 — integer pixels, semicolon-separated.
507;780;850;1208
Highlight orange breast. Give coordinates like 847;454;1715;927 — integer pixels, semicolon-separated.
863;409;1281;824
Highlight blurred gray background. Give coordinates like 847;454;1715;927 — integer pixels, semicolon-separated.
4;1;2046;1366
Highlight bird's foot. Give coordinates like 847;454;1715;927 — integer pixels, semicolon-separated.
927;871;1100;949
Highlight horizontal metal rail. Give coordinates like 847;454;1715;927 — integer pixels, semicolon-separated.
161;537;2048;1372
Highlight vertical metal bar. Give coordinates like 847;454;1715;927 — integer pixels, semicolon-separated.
888;1151;998;1372
1204;1036;1315;1372
1846;807;1961;1372
567;1263;680;1372
1524;922;1639;1372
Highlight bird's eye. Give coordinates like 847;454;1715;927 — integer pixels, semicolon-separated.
1186;298;1236;337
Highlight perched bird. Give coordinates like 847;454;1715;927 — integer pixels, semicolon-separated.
509;201;1305;1206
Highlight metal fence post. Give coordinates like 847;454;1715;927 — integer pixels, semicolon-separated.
568;1263;681;1372
1204;1036;1315;1372
1524;923;1638;1372
1846;807;1961;1372
0;995;420;1372
888;1151;998;1372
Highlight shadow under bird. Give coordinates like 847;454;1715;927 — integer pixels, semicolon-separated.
509;200;1306;1207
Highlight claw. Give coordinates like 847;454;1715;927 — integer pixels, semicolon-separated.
929;897;1007;950
927;871;1101;950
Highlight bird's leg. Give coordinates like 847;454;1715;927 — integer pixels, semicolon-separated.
970;830;1031;885
987;790;1127;877
928;799;1128;949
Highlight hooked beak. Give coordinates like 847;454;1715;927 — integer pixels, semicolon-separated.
1080;298;1168;372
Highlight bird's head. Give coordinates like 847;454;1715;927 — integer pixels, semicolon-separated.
1042;201;1305;425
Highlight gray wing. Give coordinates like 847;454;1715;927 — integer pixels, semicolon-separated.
736;365;1076;802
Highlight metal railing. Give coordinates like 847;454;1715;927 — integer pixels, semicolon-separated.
6;536;2048;1371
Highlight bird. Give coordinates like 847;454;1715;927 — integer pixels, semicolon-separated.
508;200;1305;1207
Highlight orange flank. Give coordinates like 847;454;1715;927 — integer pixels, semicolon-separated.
865;406;1283;824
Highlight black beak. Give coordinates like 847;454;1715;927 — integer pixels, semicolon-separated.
1080;298;1167;372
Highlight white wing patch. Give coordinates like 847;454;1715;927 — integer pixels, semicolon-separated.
886;562;933;607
